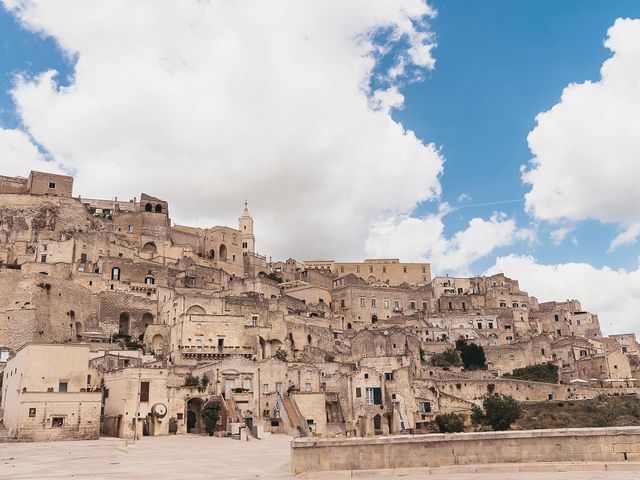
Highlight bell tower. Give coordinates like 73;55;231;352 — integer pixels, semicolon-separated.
239;201;255;254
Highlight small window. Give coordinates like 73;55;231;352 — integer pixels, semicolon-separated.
420;402;431;413
371;298;376;308
111;267;121;281
29;408;37;417
360;297;366;307
355;387;362;398
384;372;393;381
40;254;47;263
140;381;150;402
410;301;416;309
364;373;369;379
403;267;407;273
48;182;56;189
263;383;269;393
128;225;134;234
51;417;64;427
58;381;68;392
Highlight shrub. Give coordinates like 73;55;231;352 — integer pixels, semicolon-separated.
201;373;210;388
430;348;462;368
434;413;465;433
504;363;558;384
455;340;486;370
202;401;221;436
472;394;522;431
184;375;200;387
274;348;288;362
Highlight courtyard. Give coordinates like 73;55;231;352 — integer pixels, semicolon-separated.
1;434;639;480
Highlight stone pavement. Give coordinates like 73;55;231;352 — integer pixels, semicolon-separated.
0;434;639;480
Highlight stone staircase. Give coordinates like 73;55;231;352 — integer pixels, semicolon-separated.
281;396;311;437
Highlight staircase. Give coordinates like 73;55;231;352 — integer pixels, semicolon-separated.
281;396;311;437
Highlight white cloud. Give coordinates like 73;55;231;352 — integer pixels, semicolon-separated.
457;192;471;202
366;209;521;275
549;227;571;246
0;127;62;175
523;18;640;248
2;0;443;261
609;223;640;251
486;255;640;336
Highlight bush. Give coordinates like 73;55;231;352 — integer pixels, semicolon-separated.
434;413;465;433
504;363;558;384
184;375;200;387
430;348;462;368
201;373;210;388
455;340;486;370
274;348;288;362
202;401;221;436
472;394;522;431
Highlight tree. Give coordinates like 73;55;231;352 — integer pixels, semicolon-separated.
430;348;462;368
274;348;288;362
184;374;199;387
201;373;210;388
455;340;486;370
202;401;221;436
504;363;558;384
472;394;522;431
434;413;465;433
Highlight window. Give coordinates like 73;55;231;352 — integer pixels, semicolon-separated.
540;348;545;355
340;267;344;273
195;339;202;348
477;322;483;329
58;381;68;392
448;302;452;310
140;381;150;402
243;379;252;391
275;382;282;393
51;417;64;427
371;298;376;308
382;267;386;273
355;387;362;398
394;300;400;310
356;267;360;273
500;302;507;308
403;267;407;273
512;303;519;308
128;225;134;234
48;182;56;189
42;244;47;251
458;288;463;295
111;267;121;281
340;299;345;308
420;402;431;413
144;276;155;285
80;253;87;263
29;408;36;417
263;383;269;394
623;346;628;353
554;314;559;321
488;322;494;329
506;336;513;341
410;301;416;310
364;373;369;379
305;383;312;392
384;372;393;381
505;324;512;330
40;254;47;263
365;387;374;405
422;267;426;273
422;301;428;310
360;297;366;307
251;315;258;326
384;300;389;309
462;302;466;310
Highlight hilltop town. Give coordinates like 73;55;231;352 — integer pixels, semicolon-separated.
0;170;638;442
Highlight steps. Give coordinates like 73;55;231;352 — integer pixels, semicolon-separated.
281;396;311;437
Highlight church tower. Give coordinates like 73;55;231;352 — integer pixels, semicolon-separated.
239;201;255;254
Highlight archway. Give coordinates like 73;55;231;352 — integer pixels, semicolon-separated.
142;312;154;328
208;249;215;260
347;323;352;330
119;312;130;335
154;204;163;213
186;305;206;315
373;414;382;433
219;244;227;261
145;203;152;212
371;314;378;324
142;242;157;254
186;397;205;433
151;334;164;354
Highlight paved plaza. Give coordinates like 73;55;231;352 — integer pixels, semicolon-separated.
1;434;639;480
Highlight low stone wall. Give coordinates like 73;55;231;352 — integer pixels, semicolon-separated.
291;427;640;473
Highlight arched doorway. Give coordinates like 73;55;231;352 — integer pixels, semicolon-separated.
373;414;382;433
151;334;164;355
119;312;130;335
208;249;215;260
371;314;378;324
219;244;227;261
186;397;205;433
155;204;163;213
142;312;154;328
145;203;152;212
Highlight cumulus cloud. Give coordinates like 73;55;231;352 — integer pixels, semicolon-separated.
366;209;521;275
486;255;640;335
2;0;443;261
0;127;62;175
523;18;640;250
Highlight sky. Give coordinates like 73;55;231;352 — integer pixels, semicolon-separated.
1;0;640;335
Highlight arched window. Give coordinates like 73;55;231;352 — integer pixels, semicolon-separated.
155;204;163;213
347;323;352;330
307;334;312;345
145;203;152;212
219;244;227;261
208;249;215;260
371;314;378;324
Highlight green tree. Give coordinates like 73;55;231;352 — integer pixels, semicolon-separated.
472;394;522;431
184;374;199;387
274;348;288;362
201;373;210;388
202;401;221;436
430;348;462;368
504;363;558;384
455;340;486;370
434;413;465;433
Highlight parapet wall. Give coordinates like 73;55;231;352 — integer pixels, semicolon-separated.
291;427;640;473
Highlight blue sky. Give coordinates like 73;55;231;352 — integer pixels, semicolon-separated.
0;1;639;275
392;0;640;274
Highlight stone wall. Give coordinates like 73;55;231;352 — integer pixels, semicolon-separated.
291;427;640;473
